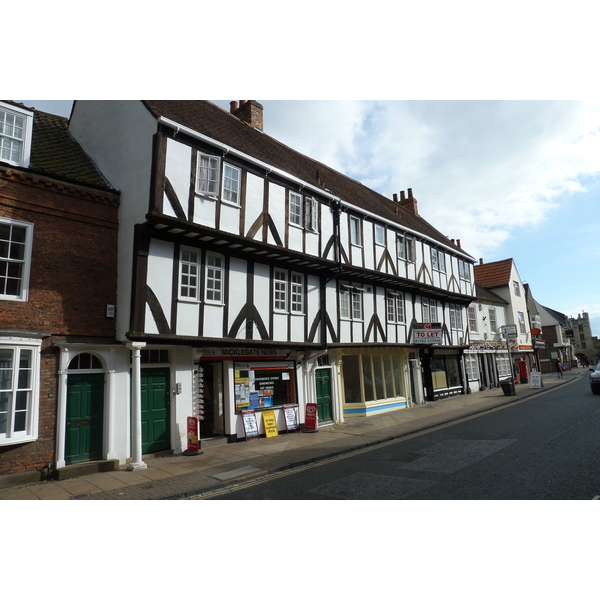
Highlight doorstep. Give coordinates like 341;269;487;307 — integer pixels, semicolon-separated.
56;459;120;480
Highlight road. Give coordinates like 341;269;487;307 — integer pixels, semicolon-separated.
202;375;600;500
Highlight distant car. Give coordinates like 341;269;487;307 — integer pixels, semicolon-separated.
590;362;600;395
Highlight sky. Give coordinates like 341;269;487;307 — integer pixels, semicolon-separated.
20;99;600;339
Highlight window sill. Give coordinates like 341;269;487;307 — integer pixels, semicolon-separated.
195;192;218;201
221;200;241;209
178;297;201;304
0;435;37;447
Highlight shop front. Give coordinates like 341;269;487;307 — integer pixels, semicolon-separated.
338;348;410;417
194;347;300;443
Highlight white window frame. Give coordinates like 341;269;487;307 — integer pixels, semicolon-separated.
386;292;405;324
274;269;288;312
397;235;406;260
459;260;471;281
340;284;363;321
468;306;478;332
179;248;201;301
290;272;304;314
449;303;463;330
205;252;224;304
374;224;385;246
350;217;362;246
513;281;521;296
431;248;439;271
0;218;34;302
0;103;33;168
488;307;497;333
289;192;303;226
518;311;526;334
305;197;318;232
0;339;40;445
405;237;416;262
222;163;241;206
196;152;221;198
465;354;478;381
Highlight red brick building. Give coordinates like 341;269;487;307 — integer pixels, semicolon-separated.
1;101;119;483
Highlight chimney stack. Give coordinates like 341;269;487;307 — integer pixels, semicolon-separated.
230;100;264;131
479;258;484;265
456;239;461;249
398;188;418;215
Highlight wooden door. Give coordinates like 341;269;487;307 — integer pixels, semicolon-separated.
315;368;333;423
66;373;104;464
140;367;170;454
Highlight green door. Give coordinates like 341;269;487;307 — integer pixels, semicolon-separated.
140;367;170;454
66;373;104;464
315;368;333;423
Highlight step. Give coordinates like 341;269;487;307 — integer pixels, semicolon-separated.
56;459;120;480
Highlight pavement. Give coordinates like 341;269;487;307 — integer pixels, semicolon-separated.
0;369;587;500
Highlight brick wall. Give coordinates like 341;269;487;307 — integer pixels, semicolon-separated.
0;169;119;477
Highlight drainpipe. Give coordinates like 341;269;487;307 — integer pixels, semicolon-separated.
127;342;147;471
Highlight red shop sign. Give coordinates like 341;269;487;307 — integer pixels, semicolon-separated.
304;403;318;431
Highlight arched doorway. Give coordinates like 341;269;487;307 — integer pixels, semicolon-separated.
65;353;105;464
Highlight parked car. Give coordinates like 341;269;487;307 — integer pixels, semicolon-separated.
590;362;600;395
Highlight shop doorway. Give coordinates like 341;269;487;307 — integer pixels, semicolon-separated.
197;362;224;438
140;367;171;454
65;372;104;464
315;368;333;423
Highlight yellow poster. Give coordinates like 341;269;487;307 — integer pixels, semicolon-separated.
262;411;279;438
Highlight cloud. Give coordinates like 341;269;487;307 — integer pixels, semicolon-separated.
248;100;600;261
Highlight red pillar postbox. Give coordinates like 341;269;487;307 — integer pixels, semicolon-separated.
518;359;528;384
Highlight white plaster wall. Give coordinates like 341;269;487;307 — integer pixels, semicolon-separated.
147;239;175;332
290;314;304;342
193;196;216;228
220;204;240;235
165;138;192;218
228;258;247;338
268;183;286;246
288;226;303;252
177;301;200;336
321;208;334;260
203;304;224;338
254;262;271;332
172;345;196;454
244;172;264;236
69;101;157;341
305;231;319;256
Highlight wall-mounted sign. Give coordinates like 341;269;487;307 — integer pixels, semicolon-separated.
201;347;290;359
262;411;279;438
413;323;442;344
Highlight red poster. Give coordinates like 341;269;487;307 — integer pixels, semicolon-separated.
187;416;199;452
305;403;318;431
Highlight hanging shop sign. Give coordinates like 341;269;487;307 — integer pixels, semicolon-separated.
305;403;318;431
187;417;199;452
501;324;518;338
242;409;260;441
413;323;442;344
282;404;299;433
262;411;279;438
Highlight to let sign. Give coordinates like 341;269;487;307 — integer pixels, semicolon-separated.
413;322;442;344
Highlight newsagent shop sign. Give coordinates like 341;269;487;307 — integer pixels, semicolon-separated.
413;323;442;344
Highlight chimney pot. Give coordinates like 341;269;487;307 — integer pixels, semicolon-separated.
400;191;406;201
408;188;413;199
231;100;264;131
479;258;484;265
230;101;238;113
393;193;398;202
456;239;461;248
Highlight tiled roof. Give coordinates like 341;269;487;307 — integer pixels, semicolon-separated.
473;258;513;288
141;100;468;256
29;109;114;191
474;284;508;304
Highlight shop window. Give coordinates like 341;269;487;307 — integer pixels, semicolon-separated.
234;363;295;412
342;353;404;404
141;349;169;364
342;355;361;403
431;355;461;390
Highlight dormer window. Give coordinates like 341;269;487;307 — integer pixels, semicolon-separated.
0;103;33;168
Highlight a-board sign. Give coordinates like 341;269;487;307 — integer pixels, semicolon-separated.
282;404;299;433
187;417;199;452
305;403;318;431
241;409;260;441
530;371;542;389
262;410;279;438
